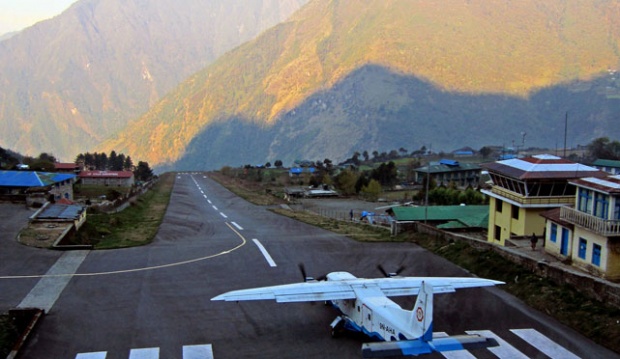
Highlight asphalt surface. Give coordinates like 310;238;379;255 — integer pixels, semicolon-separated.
0;174;618;358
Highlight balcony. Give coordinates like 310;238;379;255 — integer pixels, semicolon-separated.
488;186;575;207
560;207;620;237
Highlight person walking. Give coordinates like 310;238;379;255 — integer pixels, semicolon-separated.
530;232;538;250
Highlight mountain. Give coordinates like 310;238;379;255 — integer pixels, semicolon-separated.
100;0;620;170
0;0;308;161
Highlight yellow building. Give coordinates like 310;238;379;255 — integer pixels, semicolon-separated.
481;154;605;246
543;176;620;280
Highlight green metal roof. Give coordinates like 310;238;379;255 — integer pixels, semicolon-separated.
415;162;481;174
391;205;489;229
592;159;620;168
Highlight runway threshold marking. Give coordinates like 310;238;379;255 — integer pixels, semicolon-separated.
252;239;277;267
434;333;475;358
466;330;528;358
510;329;580;359
0;223;247;279
129;347;159;358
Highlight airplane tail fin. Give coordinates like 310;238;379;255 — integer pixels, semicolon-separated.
409;281;433;342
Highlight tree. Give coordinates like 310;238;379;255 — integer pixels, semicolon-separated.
274;160;283;168
134;161;154;182
335;169;357;196
361;179;382;201
265;162;272;168
587;137;620;161
479;146;493;159
124;156;133;170
362;151;369;162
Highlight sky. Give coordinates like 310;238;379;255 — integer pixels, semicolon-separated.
0;0;79;35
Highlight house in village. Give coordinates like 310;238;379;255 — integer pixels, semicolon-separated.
414;159;481;188
79;170;135;187
0;170;77;203
592;159;620;175
541;175;620;280
480;154;606;246
54;162;82;174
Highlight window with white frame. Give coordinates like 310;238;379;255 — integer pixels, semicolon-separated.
578;188;592;214
594;192;609;219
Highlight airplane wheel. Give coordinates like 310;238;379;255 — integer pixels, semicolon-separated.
331;320;345;338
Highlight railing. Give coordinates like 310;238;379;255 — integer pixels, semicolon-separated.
491;187;575;206
560;207;620;236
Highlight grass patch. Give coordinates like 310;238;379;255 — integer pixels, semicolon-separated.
209;172;287;206
71;172;175;249
271;207;405;242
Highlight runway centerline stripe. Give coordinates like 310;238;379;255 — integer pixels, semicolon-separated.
212;205;218;210
231;222;243;230
1;223;247;280
510;329;580;359
207;200;212;204
183;344;214;359
220;212;228;218
466;330;528;359
18;250;88;312
252;239;277;267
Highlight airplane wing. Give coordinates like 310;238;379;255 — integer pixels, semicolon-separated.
211;276;503;303
361;334;499;357
376;277;504;297
211;281;357;302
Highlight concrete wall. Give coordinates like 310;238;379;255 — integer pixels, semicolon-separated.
410;221;620;308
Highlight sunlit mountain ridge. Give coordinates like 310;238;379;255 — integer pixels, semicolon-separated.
100;0;620;169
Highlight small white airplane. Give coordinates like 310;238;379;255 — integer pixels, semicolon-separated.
211;265;504;357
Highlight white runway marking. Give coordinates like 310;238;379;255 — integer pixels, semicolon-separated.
76;352;107;359
511;328;580;359
466;330;528;358
207;200;212;204
129;347;159;359
203;194;207;199
183;344;214;359
252;239;277;267
231;222;243;230
434;332;476;358
18;250;89;312
212;205;218;210
220;212;228;218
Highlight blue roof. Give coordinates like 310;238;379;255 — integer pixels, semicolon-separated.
0;171;76;187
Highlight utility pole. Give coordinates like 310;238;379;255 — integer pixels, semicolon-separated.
564;112;568;158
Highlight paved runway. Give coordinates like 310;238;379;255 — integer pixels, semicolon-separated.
1;174;618;358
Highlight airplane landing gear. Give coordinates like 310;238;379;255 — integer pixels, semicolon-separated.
330;316;346;338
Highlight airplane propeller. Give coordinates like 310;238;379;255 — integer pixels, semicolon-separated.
298;263;327;282
377;264;405;278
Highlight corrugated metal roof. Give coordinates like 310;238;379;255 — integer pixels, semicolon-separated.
36;204;84;220
593;159;620;168
392;205;489;228
0;171;76;187
79;171;134;178
481;154;605;180
569;176;620;194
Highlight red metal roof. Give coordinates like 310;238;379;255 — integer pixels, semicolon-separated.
79;171;134;178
